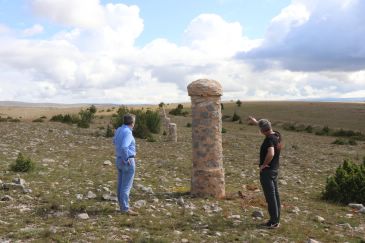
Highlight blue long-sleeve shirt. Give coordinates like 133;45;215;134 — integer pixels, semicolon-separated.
113;125;136;162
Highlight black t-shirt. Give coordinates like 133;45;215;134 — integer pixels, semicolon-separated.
260;133;280;170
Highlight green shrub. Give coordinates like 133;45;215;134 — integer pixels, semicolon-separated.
231;112;240;122
88;105;97;114
186;123;192;127
77;109;94;128
159;102;165;108
348;139;358;145
305;125;313;133
323;159;365;204
236;100;242;107
222;128;227;133
283;123;296;131
112;106;161;139
146;134;156;142
10;153;35;172
221;103;224;110
105;125;114;138
169;104;188;116
332;138;347;145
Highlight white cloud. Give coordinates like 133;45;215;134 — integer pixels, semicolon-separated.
30;0;105;29
240;0;365;72
22;24;44;36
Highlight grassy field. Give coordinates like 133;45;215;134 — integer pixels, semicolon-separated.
0;101;364;242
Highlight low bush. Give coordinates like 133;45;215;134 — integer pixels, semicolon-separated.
32;118;44;122
231;112;240;122
222;128;227;133
186;123;192;127
10;153;35;172
305;125;313;133
105;125;114;138
323;159;365;204
169;104;188;116
112;106;161;139
332;138;347;145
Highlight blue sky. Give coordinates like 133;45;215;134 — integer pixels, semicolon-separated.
0;0;364;104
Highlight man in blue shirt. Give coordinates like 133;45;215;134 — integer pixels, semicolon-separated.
113;114;138;215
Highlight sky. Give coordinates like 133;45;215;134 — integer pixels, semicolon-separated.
0;0;364;104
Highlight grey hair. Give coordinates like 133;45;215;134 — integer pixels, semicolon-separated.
123;114;135;125
258;119;272;132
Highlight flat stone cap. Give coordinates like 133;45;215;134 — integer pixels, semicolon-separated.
187;79;222;97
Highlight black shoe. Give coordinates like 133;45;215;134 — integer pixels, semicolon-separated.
262;221;280;229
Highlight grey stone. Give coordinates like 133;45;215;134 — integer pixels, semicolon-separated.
103;160;112;166
134;200;147;208
102;194;118;202
0;195;13;201
252;210;264;218
13;178;26;186
87;191;97;199
308;239;321;243
177;197;185;206
348;203;364;210
77;213;89;220
315;215;325;223
76;194;83;200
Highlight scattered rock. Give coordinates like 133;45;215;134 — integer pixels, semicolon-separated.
2;183;25;191
42;158;55;163
315;215;325;223
177;197;185;206
359;208;365;214
13;178;26;186
103;160;112;166
348;203;364;210
87;191;97;199
0;195;13;201
77;213;89;220
134;200;147;208
338;223;352;230
136;184;154;194
203;203;222;213
308;238;321;243
102;194;118;202
76;194;83;200
0;220;10;225
252;210;264;218
229;215;241;220
279;180;287;185
290;206;300;215
181;239;189;243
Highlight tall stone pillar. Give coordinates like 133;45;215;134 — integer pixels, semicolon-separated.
187;79;225;198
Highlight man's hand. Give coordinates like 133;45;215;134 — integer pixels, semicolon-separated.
260;164;269;172
248;116;258;125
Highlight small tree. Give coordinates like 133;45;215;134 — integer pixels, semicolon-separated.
10;153;35;172
236;100;242;107
105;125;114;138
221;103;224;110
158;102;165;108
78;109;94;128
88;105;97;114
232;112;240;122
323;159;365;204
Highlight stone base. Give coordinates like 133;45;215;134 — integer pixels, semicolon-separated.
191;168;225;198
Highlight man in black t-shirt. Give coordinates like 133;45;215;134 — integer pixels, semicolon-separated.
248;116;281;229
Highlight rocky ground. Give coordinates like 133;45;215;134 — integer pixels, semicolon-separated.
0;103;365;242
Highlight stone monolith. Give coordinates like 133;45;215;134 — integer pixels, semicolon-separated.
187;79;225;198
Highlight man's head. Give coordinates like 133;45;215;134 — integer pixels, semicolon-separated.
123;114;136;127
258;119;272;133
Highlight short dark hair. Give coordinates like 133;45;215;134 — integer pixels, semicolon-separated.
123;114;135;125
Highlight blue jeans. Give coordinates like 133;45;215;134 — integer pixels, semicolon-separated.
116;157;135;212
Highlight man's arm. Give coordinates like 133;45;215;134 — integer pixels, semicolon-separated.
120;130;133;163
260;147;274;172
248;116;258;125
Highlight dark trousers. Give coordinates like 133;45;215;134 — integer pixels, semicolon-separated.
260;169;280;224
